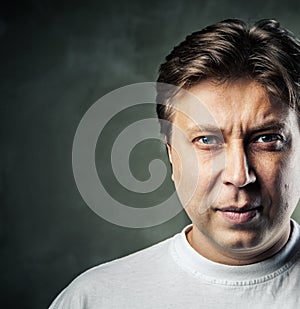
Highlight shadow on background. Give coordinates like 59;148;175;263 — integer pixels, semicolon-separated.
1;0;300;308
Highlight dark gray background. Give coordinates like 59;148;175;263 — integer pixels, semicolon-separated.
2;0;300;308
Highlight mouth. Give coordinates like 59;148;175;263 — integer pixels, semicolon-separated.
217;205;262;224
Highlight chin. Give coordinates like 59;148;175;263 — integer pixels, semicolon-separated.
215;230;264;251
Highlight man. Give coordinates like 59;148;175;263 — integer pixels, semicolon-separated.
49;19;300;308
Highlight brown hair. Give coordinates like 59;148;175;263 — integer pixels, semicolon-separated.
156;19;300;139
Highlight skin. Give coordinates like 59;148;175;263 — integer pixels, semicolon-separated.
167;79;300;265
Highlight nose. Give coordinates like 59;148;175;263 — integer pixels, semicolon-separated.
222;141;256;188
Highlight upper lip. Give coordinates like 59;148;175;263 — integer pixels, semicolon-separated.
218;205;261;213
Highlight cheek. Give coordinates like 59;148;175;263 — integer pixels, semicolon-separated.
171;150;215;209
252;154;284;202
279;159;300;211
253;152;300;215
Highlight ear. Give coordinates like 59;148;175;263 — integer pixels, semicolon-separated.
165;138;173;164
165;139;174;181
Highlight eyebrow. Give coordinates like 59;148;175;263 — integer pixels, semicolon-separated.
185;124;221;134
184;121;286;135
246;121;286;133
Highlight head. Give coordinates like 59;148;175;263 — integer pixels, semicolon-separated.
156;19;300;265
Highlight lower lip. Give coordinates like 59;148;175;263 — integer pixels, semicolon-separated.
220;209;258;224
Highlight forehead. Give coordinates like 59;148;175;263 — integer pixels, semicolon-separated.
171;79;295;135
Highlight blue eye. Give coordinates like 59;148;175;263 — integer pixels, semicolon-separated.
198;136;220;144
255;134;280;143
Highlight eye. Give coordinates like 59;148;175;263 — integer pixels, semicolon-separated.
251;133;286;151
193;135;223;148
254;134;281;143
197;136;220;144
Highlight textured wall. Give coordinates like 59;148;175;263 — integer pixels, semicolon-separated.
1;0;300;308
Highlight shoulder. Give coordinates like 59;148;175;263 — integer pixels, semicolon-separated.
48;236;175;308
78;235;173;283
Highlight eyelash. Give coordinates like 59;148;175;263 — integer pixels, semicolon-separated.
192;134;285;149
253;134;282;143
195;136;222;145
192;136;223;150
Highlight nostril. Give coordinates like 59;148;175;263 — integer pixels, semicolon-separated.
222;150;256;188
223;168;256;188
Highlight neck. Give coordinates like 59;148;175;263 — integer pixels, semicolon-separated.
186;223;292;266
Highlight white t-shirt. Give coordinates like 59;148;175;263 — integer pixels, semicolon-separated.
49;220;300;308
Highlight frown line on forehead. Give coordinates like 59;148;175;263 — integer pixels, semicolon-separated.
178;120;288;135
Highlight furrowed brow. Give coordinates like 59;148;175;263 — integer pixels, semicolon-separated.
185;124;221;134
249;121;286;133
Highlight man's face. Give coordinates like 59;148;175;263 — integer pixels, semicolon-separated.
167;79;300;264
